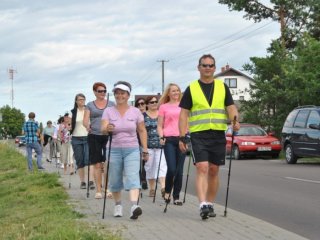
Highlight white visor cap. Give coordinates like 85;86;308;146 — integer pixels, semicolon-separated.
113;84;131;94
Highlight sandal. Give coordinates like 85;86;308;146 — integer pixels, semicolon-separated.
173;199;183;206
107;191;113;199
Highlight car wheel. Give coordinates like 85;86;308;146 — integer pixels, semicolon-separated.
285;144;298;164
232;145;240;160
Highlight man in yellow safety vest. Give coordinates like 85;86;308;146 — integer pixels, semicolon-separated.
179;54;240;220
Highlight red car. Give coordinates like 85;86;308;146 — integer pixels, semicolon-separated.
226;124;281;159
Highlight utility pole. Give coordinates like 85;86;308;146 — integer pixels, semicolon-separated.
8;67;17;108
157;60;169;94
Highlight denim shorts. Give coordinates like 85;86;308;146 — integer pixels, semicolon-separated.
107;147;140;192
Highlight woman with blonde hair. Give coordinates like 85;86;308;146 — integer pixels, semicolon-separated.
157;83;187;206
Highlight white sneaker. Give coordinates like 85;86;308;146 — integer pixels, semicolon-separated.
114;205;123;217
130;205;142;220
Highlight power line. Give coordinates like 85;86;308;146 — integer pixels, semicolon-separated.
169;21;274;63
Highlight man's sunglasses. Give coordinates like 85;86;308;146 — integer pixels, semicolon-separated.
96;89;106;93
200;64;215;68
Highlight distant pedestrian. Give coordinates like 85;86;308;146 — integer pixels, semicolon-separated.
52;116;63;165
84;82;114;199
143;96;167;198
135;97;148;190
157;83;187;206
179;54;240;219
42;120;55;163
59;113;74;175
22;112;44;171
70;93;94;189
101;81;148;220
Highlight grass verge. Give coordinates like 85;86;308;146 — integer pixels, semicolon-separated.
0;142;120;240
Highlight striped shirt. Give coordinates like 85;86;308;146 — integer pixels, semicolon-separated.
23;120;39;143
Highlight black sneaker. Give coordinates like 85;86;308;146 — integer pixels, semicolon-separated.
80;182;86;189
89;181;95;190
200;205;209;220
208;205;216;217
38;167;45;170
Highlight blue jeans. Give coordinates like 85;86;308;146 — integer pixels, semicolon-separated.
108;147;140;192
164;137;186;200
26;142;43;170
71;136;89;168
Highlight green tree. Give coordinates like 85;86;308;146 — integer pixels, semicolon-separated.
241;35;320;137
0;105;25;138
218;0;320;48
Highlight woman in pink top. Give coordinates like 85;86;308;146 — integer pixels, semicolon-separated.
157;83;187;206
101;81;148;220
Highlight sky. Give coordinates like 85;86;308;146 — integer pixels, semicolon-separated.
0;0;280;124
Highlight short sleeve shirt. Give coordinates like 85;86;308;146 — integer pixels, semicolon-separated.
23;120;39;143
102;106;144;148
87;101;114;135
158;102;181;137
143;112;161;149
179;80;234;139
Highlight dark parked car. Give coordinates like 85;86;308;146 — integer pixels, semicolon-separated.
226;124;281;160
15;135;26;147
281;105;320;164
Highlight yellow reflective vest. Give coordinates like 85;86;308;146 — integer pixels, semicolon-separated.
189;80;228;132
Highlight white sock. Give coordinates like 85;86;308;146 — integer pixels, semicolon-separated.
199;201;207;209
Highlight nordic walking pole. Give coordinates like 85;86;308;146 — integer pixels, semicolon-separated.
102;132;112;219
224;116;237;217
86;139;91;198
183;151;192;203
153;147;163;203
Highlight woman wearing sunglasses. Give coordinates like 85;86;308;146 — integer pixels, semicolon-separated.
157;83;187;206
101;81;148;220
143;96;167;198
83;82;114;199
135;98;147;113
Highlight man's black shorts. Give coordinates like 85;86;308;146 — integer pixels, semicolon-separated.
190;133;226;166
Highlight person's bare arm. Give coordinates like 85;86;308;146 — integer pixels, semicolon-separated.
83;109;91;132
179;108;189;152
137;121;149;161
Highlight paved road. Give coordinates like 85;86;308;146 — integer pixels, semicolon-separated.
183;157;320;240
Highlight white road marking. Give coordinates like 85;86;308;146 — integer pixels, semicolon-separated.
285;177;320;184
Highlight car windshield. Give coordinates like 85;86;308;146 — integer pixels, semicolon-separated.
236;126;267;136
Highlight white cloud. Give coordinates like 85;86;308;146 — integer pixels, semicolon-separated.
0;0;280;124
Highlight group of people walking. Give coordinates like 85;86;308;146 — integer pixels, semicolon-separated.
23;54;240;220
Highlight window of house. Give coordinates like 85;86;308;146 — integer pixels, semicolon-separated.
224;78;237;88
